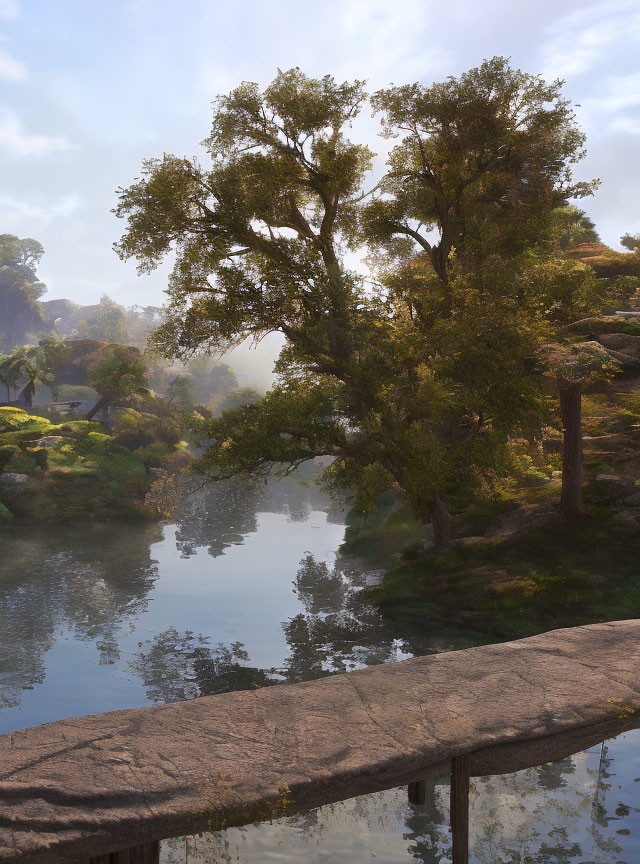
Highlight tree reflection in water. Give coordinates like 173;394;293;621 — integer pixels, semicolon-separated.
130;628;272;703
173;461;344;560
0;522;161;708
160;737;640;863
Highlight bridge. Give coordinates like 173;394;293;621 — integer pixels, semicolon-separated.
1;621;640;863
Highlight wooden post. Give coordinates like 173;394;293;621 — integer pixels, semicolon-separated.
451;754;470;864
408;778;427;805
88;841;159;864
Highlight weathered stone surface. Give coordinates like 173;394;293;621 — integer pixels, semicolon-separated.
484;503;558;538
0;473;29;487
31;437;66;449
595;473;639;500
611;510;639;528
1;622;640;863
597;333;640;357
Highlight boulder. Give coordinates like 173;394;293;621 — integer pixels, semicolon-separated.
594;474;639;501
597;333;640;358
33;436;67;449
484;503;558;538
611;511;639;529
0;472;29;487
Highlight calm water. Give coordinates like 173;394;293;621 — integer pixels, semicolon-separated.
1;467;639;862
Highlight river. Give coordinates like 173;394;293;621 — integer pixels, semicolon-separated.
1;466;638;862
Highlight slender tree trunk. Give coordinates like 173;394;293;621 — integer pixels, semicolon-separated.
557;375;584;520
430;494;451;551
86;395;110;421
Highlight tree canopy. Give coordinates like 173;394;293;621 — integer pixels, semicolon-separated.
115;60;598;547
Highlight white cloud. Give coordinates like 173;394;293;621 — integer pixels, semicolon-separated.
0;0;18;22
339;0;449;84
541;0;640;79
0;46;26;81
0;109;76;157
574;70;640;139
0;193;81;229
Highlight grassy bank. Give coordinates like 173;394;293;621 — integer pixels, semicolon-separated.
372;511;640;640
0;407;191;523
345;381;640;641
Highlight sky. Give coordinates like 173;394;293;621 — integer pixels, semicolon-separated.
1;0;639;311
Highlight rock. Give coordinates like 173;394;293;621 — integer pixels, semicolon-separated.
597;333;640;358
484;503;559;538
611;510;639;529
595;474;639;501
622;492;640;506
467;566;512;585
583;434;629;452
0;472;29;487
33;436;67;449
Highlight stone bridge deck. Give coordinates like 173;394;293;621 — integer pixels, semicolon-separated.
2;621;640;863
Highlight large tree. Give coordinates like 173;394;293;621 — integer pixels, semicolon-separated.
115;62;593;549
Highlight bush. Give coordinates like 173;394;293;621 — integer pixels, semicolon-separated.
52;384;99;401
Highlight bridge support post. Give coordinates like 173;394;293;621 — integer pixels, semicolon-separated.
88;840;159;863
408;778;427;805
451;754;470;864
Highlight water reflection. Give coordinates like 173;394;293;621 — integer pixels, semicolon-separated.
0;468;372;724
130;628;272;703
159;731;640;863
0;522;161;708
174;462;345;559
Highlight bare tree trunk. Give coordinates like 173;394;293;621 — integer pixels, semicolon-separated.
557;375;584;520
430;494;451;551
86;395;110;421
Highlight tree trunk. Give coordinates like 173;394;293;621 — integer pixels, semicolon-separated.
86;395;110;421
557;375;584;520
430;494;451;551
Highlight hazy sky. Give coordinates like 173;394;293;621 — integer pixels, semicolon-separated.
1;0;639;309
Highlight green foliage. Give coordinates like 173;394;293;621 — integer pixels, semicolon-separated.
553;206;599;250
217;386;261;415
166;374;193;410
621;232;640;252
85;344;149;420
80;294;128;343
374;512;640;640
52;384;99;401
365;57;596;283
0;234;47;350
0;404;190;523
115;61;595;531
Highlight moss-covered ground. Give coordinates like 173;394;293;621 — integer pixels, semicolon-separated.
0;407;191;523
344;380;640;641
